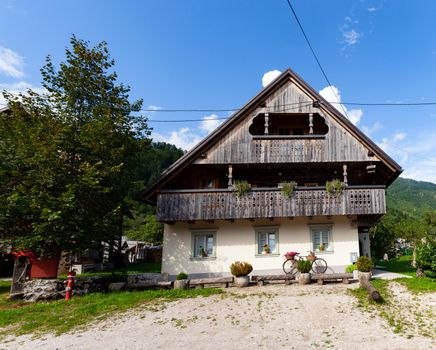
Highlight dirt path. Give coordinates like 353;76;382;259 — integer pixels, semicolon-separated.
2;283;435;350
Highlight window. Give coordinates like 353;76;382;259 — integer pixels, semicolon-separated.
311;226;333;252
256;227;279;255
192;231;215;258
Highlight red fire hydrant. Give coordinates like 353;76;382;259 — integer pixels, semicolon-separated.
64;270;76;301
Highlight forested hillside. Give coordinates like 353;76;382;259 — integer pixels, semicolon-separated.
123;142;184;243
370;177;436;258
386;177;436;219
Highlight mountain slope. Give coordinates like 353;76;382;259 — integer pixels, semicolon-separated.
387;177;436;219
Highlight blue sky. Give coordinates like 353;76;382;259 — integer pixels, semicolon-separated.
1;1;436;182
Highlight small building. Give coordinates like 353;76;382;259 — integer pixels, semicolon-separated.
143;69;401;278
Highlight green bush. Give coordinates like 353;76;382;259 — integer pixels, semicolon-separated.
356;256;374;272
230;261;253;277
176;272;188;280
416;241;436;278
297;260;312;273
281;181;297;198
326;179;345;195
233;180;251;197
345;264;357;273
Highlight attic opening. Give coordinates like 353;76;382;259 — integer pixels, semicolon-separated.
249;112;328;137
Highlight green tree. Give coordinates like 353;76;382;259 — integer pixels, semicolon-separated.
0;36;149;257
123;142;184;244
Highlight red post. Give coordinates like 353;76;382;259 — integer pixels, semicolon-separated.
64;270;76;301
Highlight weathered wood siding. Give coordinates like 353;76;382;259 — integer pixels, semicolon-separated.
157;187;386;221
194;80;378;164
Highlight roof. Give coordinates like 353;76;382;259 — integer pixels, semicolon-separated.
142;68;402;200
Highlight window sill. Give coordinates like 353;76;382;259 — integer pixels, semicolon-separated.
255;253;280;258
190;256;217;261
314;251;334;255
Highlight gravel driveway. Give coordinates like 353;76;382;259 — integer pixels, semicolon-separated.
3;282;435;350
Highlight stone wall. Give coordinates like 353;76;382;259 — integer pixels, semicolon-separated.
22;273;169;302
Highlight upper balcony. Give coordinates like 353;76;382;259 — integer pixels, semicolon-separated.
156;186;386;222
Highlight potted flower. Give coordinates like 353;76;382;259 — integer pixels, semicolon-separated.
233;180;251;197
174;272;188;289
319;243;325;252
284;251;299;260
325;179;345;196
199;246;208;258
297;260;312;284
307;251;316;262
230;261;253;287
356;256;374;281
262;244;271;254
280;181;297;198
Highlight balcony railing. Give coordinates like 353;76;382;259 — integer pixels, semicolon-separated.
156;186;386;222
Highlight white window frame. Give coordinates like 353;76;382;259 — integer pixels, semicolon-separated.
191;229;216;260
310;225;333;253
255;226;279;256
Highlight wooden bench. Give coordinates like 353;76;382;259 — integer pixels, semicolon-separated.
188;277;234;289
310;273;353;285
251;274;296;286
127;281;172;290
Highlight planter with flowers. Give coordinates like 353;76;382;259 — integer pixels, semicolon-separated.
297;260;312;284
307;251;316;262
284;251;299;260
262;244;271;254
230;261;253;288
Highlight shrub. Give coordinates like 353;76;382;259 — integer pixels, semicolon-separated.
297;260;312;273
416;241;436;279
345;264;357;273
281;181;297;198
326;179;345;195
233;180;251;197
356;256;374;272
176;272;188;280
230;261;253;277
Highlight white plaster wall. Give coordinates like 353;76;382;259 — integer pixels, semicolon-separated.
162;216;359;277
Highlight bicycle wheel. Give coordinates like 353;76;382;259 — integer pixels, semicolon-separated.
282;259;297;275
311;258;327;274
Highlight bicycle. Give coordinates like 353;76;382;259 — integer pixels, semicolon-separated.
282;252;328;275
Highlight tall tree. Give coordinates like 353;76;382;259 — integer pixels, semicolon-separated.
0;36;149;257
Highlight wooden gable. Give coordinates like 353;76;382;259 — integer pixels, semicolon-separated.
194;76;378;164
143;69;401;199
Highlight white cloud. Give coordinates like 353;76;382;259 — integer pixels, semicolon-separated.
262;70;281;87
367;7;377;12
0;47;24;78
152;127;203;151
319;85;363;125
342;30;361;46
146;105;162;111
361;121;383;136
0;81;46;107
151;113;225;151
376;131;436;183
199;114;223;134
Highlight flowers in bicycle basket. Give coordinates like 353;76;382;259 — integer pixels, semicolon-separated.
284;251;299;260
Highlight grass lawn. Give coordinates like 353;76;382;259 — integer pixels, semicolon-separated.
376;255;436;293
0;279;222;337
376;255;416;277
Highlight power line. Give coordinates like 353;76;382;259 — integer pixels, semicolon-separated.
147;103;313;122
283;0;349;119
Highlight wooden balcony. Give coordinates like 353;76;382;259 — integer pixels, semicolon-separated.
156;186;386;222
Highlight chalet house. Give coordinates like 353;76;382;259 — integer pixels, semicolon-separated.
143;69;401;278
